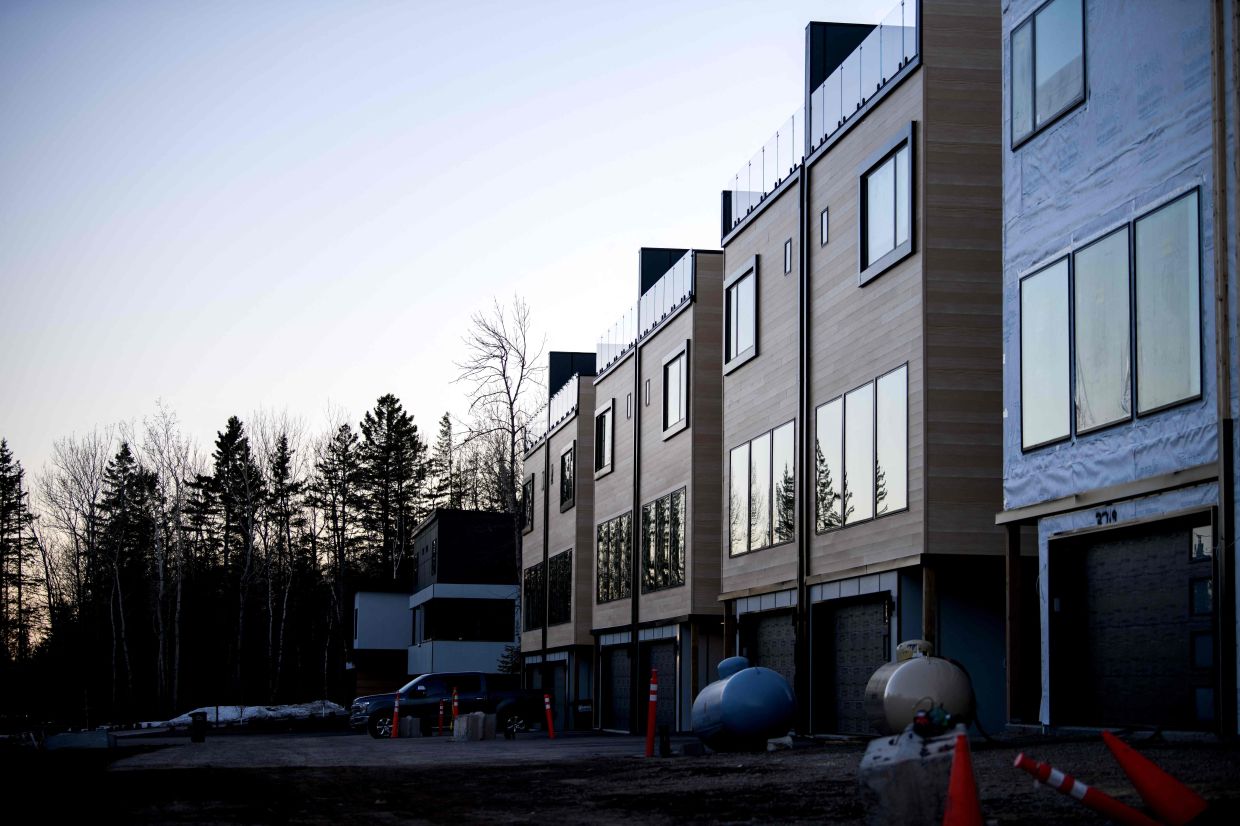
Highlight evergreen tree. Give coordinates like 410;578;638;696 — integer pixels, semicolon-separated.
358;395;426;582
0;439;39;663
429;412;461;509
265;433;303;699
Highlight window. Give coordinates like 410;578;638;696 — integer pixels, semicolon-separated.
725;257;757;370
1018;189;1200;448
820;208;829;246
859;125;913;284
663;344;689;437
595;402;613;475
596;511;632;603
642;488;686;592
547;550;572;625
522;476;535;532
1074;227;1130;433
522;562;545;631
1011;0;1085;146
559;442;575;511
1135;190;1201;413
431;538;438;576
626;392;632;420
1020;259;1070;449
729;422;794;556
784;239;793;274
816;365;908;531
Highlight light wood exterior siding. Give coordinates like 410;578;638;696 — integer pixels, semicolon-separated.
919;0;1003;558
721;181;801;595
592;357;636;631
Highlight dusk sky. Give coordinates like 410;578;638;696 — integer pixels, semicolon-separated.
2;0;891;474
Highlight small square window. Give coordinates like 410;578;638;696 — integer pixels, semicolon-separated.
784;239;793;274
1191;526;1213;561
820;208;829;246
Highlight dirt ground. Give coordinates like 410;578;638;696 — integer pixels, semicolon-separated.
12;731;1240;824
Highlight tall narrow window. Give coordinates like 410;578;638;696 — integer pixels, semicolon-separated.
1074;227;1131;432
820;207;830;246
522;476;535;532
749;431;772;551
860;129;913;283
1011;0;1085;146
784;239;793;274
559;443;575;510
664;350;688;433
729;445;749;557
1021;259;1070;448
1135;190;1201;414
843;382;875;523
815;398;843;531
522;563;546;631
641;488;687;592
547;550;572;626
596;511;633;603
595;403;613;474
725;261;757;368
875;365;908;514
771;422;795;544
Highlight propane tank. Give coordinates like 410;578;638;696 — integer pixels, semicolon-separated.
691;657;796;751
863;642;974;735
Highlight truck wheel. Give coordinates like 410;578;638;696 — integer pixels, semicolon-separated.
499;711;529;735
368;712;393;739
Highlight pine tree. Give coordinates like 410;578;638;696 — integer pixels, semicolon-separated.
0;439;39;663
265;433;302;699
429;412;461;509
358;395;427;582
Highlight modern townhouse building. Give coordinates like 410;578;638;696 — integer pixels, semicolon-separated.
998;0;1239;736
719;0;1008;734
350;591;411;696
521;351;597;731
407;509;518;676
590;248;726;733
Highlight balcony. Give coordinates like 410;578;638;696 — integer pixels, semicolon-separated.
725;0;920;232
525;373;580;451
595;250;697;374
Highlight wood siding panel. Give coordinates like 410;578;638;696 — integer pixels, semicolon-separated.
690;252;725;616
591;359;636;632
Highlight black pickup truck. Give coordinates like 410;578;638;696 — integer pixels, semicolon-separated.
351;671;544;738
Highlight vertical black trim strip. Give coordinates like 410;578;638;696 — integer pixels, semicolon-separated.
795;162;811;733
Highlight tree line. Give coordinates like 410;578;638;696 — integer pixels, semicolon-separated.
0;298;541;728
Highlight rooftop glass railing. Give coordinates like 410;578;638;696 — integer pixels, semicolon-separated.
595;251;697;373
524;372;582;452
808;0;918;152
725;0;919;232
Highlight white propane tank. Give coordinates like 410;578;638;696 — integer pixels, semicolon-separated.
864;649;974;735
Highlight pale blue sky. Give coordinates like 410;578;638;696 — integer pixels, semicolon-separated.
1;0;891;472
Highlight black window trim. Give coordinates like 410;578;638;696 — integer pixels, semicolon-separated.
595;509;633;605
723;255;759;375
661;340;690;441
546;548;573;627
522;474;535;534
594;398;614;479
640;485;688;594
728;419;796;557
559;440;576;513
1018;185;1205;453
858;121;916;286
813;362;911;535
820;207;829;247
1009;0;1088;151
783;238;793;274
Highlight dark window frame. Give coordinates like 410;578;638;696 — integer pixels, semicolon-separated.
1018;186;1204;453
522;475;535;534
594;399;614;478
1010;0;1087;150
814;363;911;534
522;562;546;632
783;238;793;274
820;207;829;246
641;487;687;593
724;255;759;374
661;340;690;440
547;549;573;626
559;441;576;512
858;121;916;286
595;510;633;604
728;420;796;557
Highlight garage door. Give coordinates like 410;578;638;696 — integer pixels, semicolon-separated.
740;611;796;685
1051;518;1216;730
831;600;889;734
645;641;677;730
603;647;630;731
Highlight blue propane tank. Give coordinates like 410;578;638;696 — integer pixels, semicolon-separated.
691;657;796;751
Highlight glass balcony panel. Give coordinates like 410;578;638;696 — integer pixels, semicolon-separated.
859;27;881;100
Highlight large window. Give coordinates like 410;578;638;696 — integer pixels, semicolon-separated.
1020;189;1201;448
859;124;913;284
596;511;632;603
1074;228;1130;432
725;258;757;370
595;402;613;475
522;475;535;533
642;488;686;592
547;550;572;626
816;365;908;531
522;562;545;631
559;442;575;511
1135;191;1201;413
663;345;688;437
729;422;794;556
1011;0;1085;146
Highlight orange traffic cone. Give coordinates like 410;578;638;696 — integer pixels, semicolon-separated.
942;733;983;826
1102;731;1208;826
